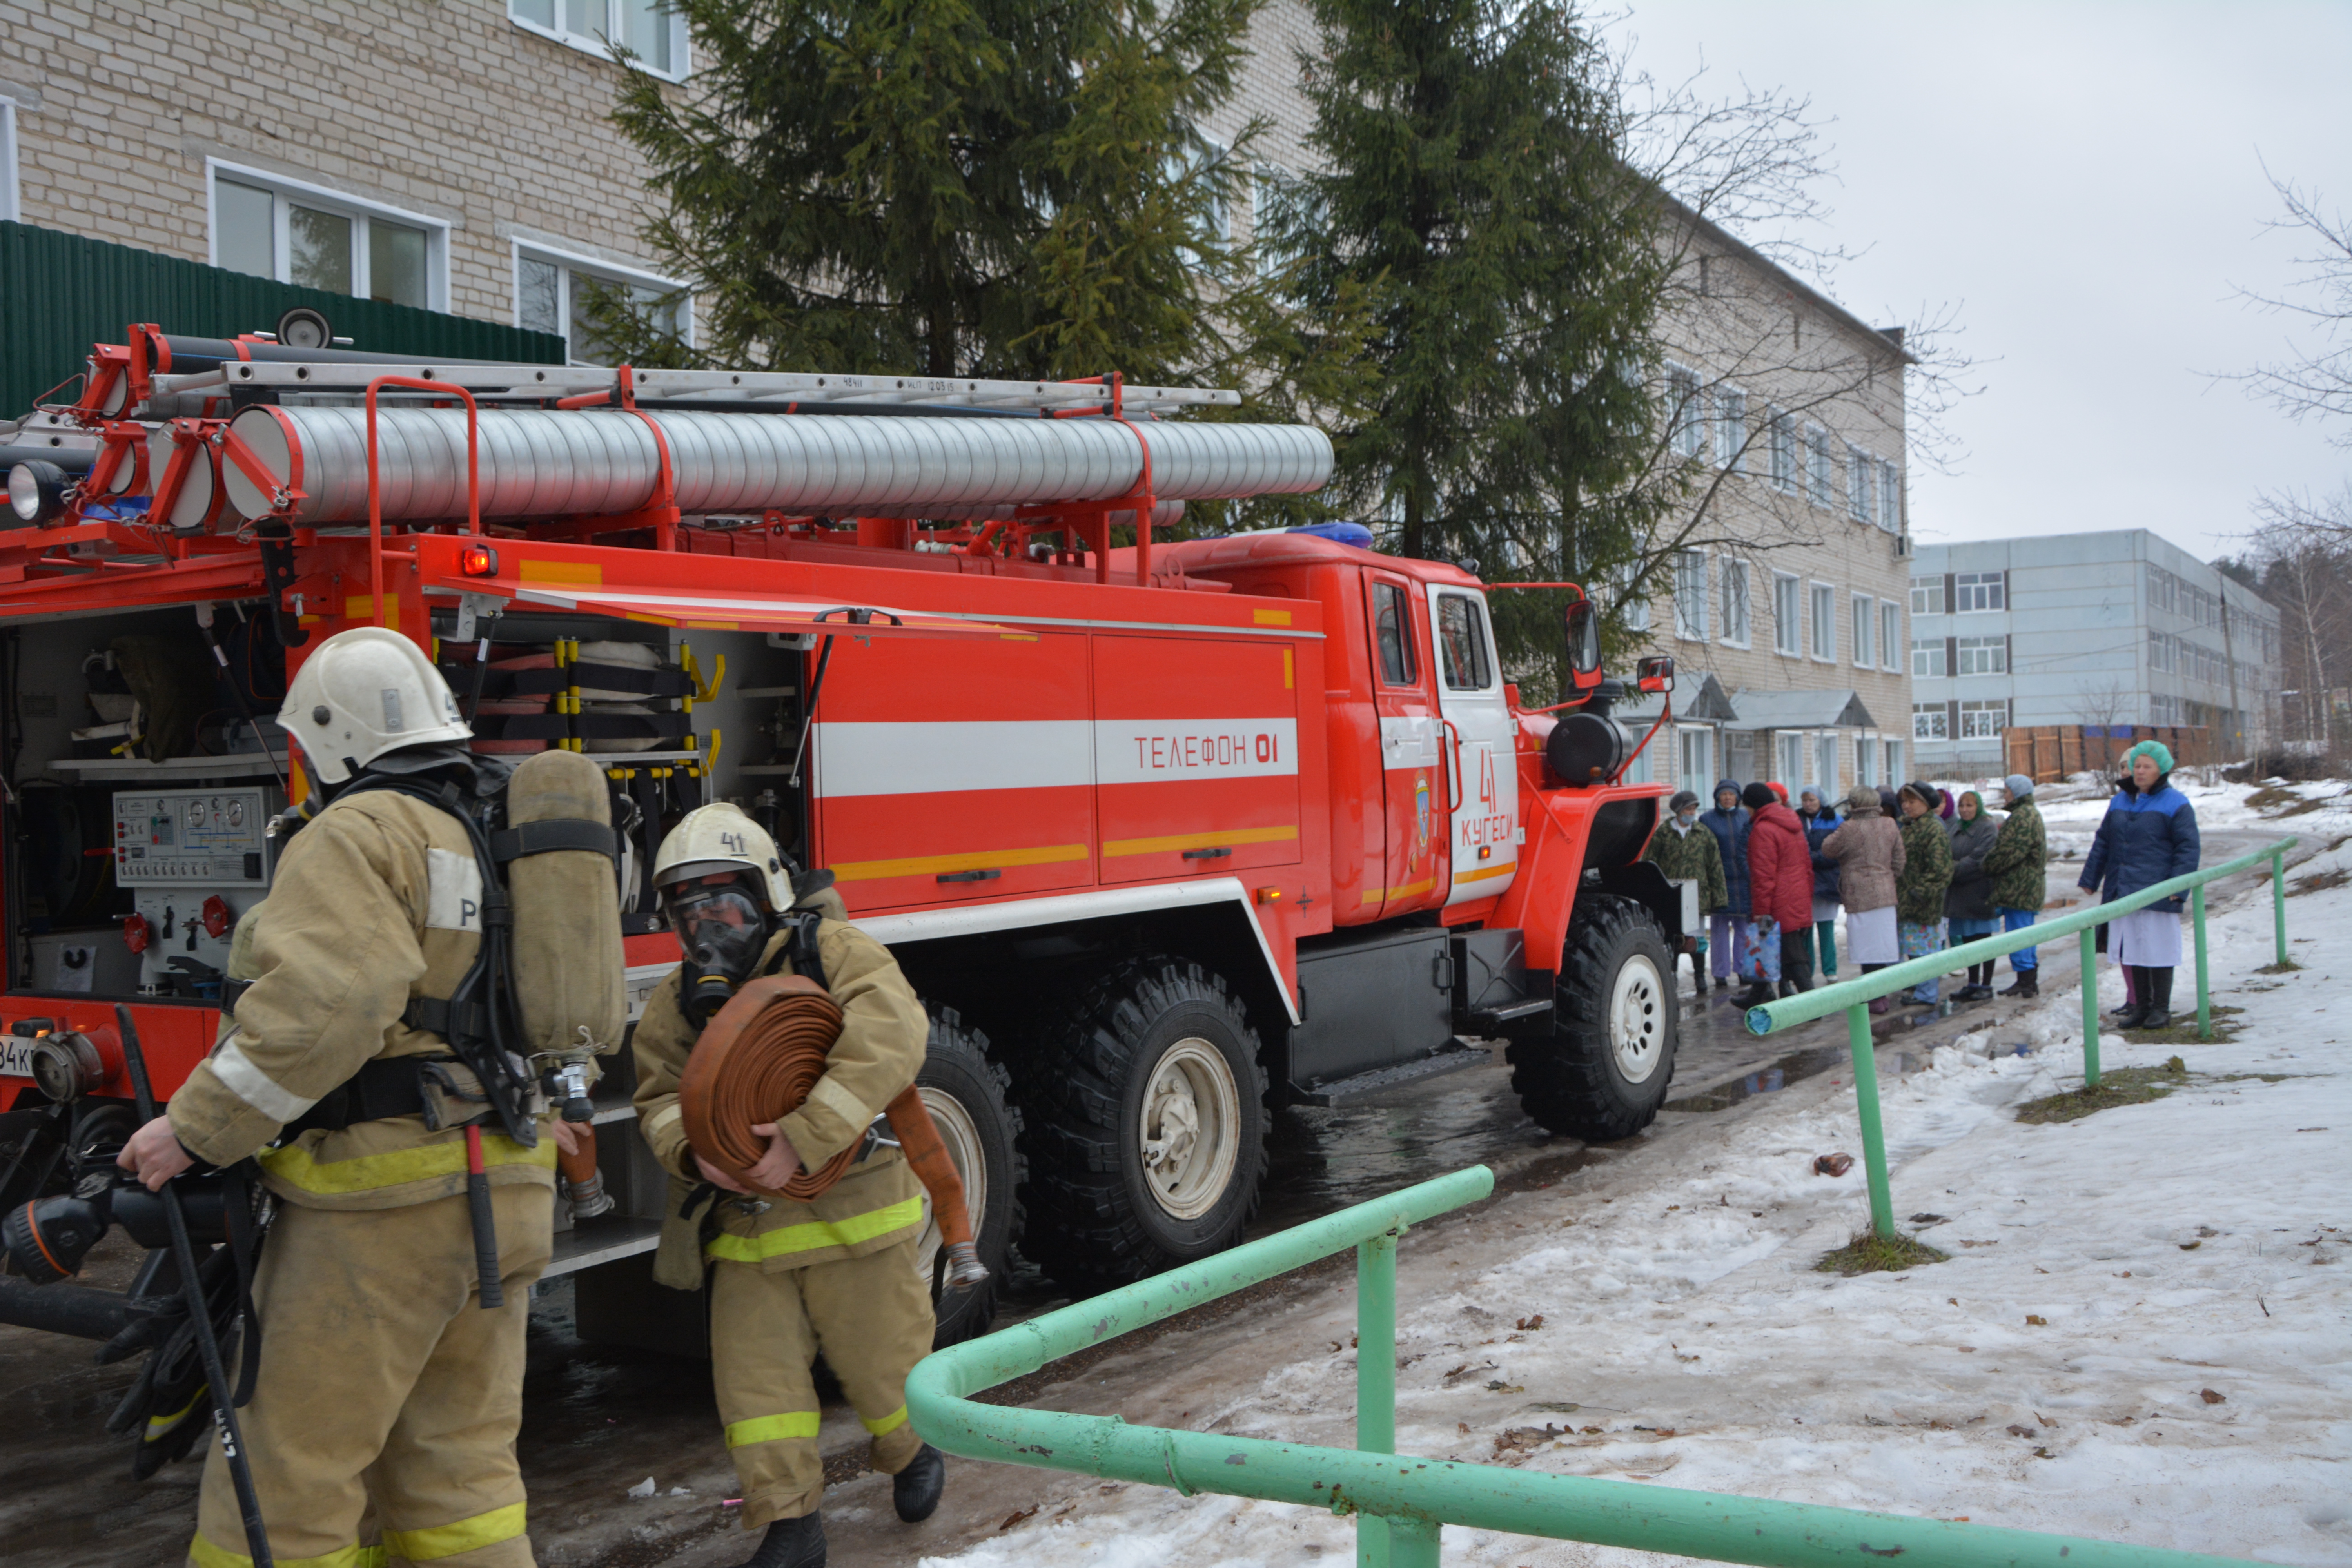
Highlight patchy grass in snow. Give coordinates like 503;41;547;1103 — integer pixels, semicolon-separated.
2256;958;2305;974
2015;1057;2189;1123
2120;1004;2244;1045
1815;1230;1950;1276
2290;867;2351;896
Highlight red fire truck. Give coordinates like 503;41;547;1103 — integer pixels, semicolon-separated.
0;326;1682;1348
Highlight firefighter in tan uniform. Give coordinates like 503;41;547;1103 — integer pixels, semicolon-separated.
119;627;587;1568
633;804;946;1568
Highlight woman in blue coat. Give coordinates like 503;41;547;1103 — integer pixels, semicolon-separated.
1699;779;1751;992
2079;740;2201;1029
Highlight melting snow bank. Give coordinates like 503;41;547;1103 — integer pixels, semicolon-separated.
924;841;2352;1568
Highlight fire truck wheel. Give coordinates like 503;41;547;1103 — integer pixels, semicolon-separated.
915;1007;1025;1347
1507;894;1677;1141
1015;957;1268;1289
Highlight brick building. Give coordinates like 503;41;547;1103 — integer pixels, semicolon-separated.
0;0;692;357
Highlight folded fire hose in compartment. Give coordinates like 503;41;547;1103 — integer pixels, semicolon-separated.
679;975;988;1291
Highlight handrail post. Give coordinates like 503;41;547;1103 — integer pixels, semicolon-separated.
1845;1004;1894;1240
2192;884;2211;1039
1357;1230;1398;1568
2080;925;2101;1088
1388;1517;1440;1567
2272;846;2288;967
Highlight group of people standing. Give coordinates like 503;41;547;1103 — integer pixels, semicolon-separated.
1642;738;2203;1031
1646;769;2053;1014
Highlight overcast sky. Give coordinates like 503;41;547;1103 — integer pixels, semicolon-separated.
1615;2;2352;566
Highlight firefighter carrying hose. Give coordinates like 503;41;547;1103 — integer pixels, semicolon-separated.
117;626;619;1568
633;803;947;1568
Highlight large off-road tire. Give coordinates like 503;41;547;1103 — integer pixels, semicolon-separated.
1507;894;1677;1140
1014;956;1269;1291
912;1007;1024;1347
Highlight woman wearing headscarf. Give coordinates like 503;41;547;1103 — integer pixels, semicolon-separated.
1797;787;1842;981
1643;790;1728;995
2080;740;2201;1029
1896;781;1954;1006
1697;780;1751;992
1822;785;1905;1015
1740;780;1814;1006
1944;789;2000;1001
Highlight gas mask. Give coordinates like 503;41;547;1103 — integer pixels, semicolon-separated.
665;880;771;1027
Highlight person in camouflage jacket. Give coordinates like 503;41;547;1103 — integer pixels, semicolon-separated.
1644;791;1727;993
1896;782;1953;1005
1981;773;2049;995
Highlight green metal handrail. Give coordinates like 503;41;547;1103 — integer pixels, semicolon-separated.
907;1168;2259;1568
1744;835;2295;1238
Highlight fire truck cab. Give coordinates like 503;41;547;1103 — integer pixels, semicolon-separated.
0;332;1683;1354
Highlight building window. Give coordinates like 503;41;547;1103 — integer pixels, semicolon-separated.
2148;629;2172;675
1772;572;1800;656
1674;550;1709;641
1434;593;1496;690
1913;703;1947;741
1955;635;2007;675
1851;593;1875;668
1614;561;1651;633
1885;739;1902;780
1768;408;1797;492
1668;365;1706;460
510;0;689;78
1810;582;1836;661
1856;736;1877;787
1878;460;1901;533
1720;558;1751;647
1881;602;1901;671
1777;732;1804;784
1806;424;1835;508
1911;638;1947;678
1909;575;1945;615
1714;387;1746;470
517;243;691;365
1953;570;2005;613
209;162;446;309
1678;726;1712;788
1815;733;1838;792
1847;445;1874;523
0;101;17;224
1959;699;2007;739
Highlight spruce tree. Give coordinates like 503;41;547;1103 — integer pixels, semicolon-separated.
1262;0;1673;693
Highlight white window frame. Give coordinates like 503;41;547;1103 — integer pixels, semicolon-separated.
1955;635;2006;676
1809;581;1837;662
1719;557;1751;648
1909;575;1944;616
1806;423;1835;508
1714;386;1746;470
0;101;18;225
1776;731;1804;784
1878;459;1901;533
1911;638;1946;679
205;158;451;311
508;0;691;82
1880;601;1902;672
1847;444;1873;523
1768;407;1797;493
1667;364;1706;461
1851;592;1875;669
1856;736;1877;788
1884;738;1903;780
512;239;694;365
1958;698;2006;740
1678;726;1712;788
1815;733;1838;793
1953;570;2005;613
1673;550;1709;642
1771;571;1800;657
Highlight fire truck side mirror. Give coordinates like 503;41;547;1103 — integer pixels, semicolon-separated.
1637;655;1675;695
1562;597;1602;690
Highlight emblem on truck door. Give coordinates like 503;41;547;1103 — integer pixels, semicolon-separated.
1415;772;1431;850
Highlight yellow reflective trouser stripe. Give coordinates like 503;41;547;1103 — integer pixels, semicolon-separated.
862;1404;909;1436
703;1194;924;1263
383;1502;529;1562
256;1132;556;1195
188;1535;386;1568
145;1388;205;1439
726;1410;822;1448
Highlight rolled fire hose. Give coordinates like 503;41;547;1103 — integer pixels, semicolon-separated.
679;975;989;1291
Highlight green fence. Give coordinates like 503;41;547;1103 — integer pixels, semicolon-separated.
1744;836;2296;1240
0;220;564;416
907;1167;2259;1568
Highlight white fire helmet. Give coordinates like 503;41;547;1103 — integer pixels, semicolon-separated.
278;626;474;786
652;802;794;913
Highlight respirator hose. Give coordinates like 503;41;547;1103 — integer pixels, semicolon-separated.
679;975;988;1289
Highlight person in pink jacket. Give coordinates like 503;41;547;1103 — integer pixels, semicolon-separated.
1739;781;1815;1005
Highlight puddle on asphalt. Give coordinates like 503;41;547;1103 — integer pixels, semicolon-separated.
1663;1043;1851;1112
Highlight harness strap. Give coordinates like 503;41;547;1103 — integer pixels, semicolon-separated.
285;1054;462;1134
488;817;618;865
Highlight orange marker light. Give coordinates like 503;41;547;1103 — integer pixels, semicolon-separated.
459;544;500;577
1254;886;1283;904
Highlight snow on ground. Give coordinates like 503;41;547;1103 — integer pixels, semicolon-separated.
926;835;2352;1568
2029;775;2352;862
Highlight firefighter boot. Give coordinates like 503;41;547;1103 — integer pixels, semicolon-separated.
894;1444;946;1523
739;1513;827;1568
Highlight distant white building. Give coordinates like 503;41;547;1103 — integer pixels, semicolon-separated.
1909;530;2283;776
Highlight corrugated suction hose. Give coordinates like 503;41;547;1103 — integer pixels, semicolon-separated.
679;975;988;1290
